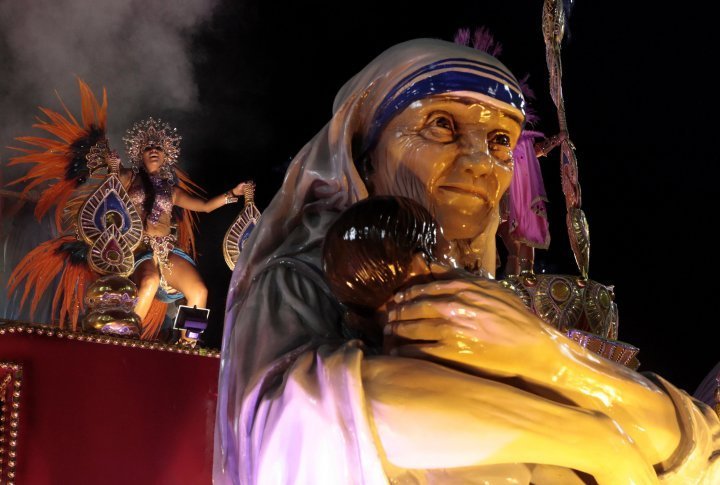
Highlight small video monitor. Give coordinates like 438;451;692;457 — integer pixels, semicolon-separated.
173;305;210;339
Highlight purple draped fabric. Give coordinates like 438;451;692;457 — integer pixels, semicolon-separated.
507;130;550;248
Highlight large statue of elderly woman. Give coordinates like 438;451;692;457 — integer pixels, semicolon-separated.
214;39;720;484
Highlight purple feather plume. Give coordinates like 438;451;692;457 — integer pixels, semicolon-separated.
453;27;503;58
518;74;539;126
472;26;503;57
454;28;471;46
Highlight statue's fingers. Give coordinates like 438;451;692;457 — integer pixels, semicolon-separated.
387;297;481;324
384;318;448;342
390;290;512;324
393;279;481;303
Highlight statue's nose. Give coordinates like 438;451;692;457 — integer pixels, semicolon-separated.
457;133;493;177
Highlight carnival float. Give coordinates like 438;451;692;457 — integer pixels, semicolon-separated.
1;0;718;483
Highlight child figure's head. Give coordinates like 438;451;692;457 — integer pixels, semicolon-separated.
323;196;452;323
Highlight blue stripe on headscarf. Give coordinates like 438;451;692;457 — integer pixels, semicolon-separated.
364;67;525;154
388;58;521;95
373;59;522;123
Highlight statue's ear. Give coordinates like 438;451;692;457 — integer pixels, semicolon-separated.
360;154;375;193
352;135;375;192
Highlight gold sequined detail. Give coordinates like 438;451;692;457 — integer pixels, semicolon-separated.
550;280;571;302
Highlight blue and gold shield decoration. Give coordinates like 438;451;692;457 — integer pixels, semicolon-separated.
78;174;142;276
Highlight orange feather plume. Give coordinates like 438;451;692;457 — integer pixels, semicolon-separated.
7;235;95;328
53;259;95;330
6;79;107;233
175;168;204;259
141;299;168;340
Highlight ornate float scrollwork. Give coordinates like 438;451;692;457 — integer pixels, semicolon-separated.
568;207;590;280
583;279;618;339
78;152;143;336
223;183;261;270
533;274;584;333
503;273;619;342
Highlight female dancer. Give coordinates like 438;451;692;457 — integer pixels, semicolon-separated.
121;117;250;337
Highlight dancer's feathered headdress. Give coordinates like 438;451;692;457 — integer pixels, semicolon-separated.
123;117;182;170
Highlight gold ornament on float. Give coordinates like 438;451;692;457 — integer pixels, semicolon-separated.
223;183;261;270
77;146;143;337
566;329;639;369
82;305;143;336
501;274;618;336
84;274;138;310
568;207;590;280
0;362;22;485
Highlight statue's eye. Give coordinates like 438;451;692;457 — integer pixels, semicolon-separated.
422;112;456;143
430;115;454;131
489;131;514;164
490;132;511;147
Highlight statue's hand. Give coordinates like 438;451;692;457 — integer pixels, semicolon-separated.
385;276;560;377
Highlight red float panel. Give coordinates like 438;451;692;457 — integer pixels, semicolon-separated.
0;323;220;485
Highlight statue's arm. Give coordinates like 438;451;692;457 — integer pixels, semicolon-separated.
362;356;658;483
385;277;692;466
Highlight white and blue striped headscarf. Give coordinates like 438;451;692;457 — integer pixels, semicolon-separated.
357;51;525;154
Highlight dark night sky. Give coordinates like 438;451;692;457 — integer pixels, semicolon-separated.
4;1;718;393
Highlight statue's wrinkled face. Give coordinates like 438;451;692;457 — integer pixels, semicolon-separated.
368;96;521;241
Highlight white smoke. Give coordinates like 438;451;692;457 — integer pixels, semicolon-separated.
0;0;218;152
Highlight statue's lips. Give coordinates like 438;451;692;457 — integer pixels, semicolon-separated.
438;185;489;203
